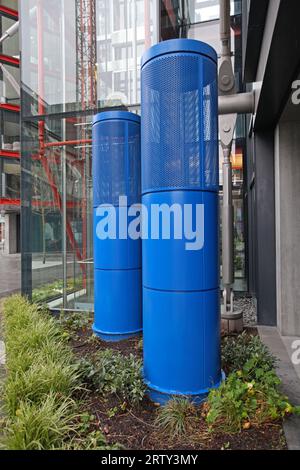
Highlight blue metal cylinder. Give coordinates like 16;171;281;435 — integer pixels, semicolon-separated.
92;111;142;341
141;39;222;402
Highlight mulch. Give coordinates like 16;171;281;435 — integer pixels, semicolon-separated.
69;323;287;451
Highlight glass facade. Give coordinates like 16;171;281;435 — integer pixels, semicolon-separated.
21;0;247;309
0;1;20;252
20;0;158;309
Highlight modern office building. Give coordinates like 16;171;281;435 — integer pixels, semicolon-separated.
243;0;300;337
19;0;300;342
20;0;246;310
0;0;20;254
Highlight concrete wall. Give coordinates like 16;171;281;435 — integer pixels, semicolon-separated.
275;120;300;336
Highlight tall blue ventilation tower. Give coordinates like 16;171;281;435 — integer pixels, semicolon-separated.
141;39;222;403
92;111;142;341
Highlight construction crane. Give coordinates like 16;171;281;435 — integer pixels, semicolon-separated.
75;0;97;293
76;0;97;111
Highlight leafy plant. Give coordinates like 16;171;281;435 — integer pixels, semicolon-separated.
65;430;121;450
221;331;276;374
206;356;300;433
155;398;197;437
4;358;80;416
58;311;93;334
1;295;115;450
32;279;81;304
3;394;79;450
79;349;146;405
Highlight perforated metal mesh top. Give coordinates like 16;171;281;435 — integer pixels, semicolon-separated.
93;119;141;207
141;52;218;194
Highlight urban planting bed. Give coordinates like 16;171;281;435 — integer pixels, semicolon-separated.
1;296;299;450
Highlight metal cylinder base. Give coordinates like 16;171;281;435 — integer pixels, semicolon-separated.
92;325;142;343
143;287;222;401
94;268;142;342
144;370;225;405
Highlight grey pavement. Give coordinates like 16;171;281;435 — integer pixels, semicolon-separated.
258;326;300;450
0;253;21;298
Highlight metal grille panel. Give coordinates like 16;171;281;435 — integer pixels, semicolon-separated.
141;53;218;193
93;120;141;206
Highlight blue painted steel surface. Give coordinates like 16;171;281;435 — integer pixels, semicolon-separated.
94;269;142;342
143;288;221;402
141;39;218;68
93;111;141;125
92;111;142;341
93;113;141;207
142;191;219;291
141;39;221;403
94;207;141;270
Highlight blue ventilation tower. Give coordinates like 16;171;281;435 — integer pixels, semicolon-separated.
141;39;223;403
92;111;142;341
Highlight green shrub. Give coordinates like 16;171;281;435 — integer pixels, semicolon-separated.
58;311;93;334
5;338;75;378
206;356;300;433
221;331;276;374
5;359;80;415
32;279;81;304
79;349;146;405
155;398;197;437
64;430;121;450
3;394;79;450
1;295;114;450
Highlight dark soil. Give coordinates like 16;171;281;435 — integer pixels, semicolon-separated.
70;322;287;451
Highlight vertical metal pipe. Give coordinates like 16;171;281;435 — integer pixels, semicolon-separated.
61;0;67;308
153;0;160;44
144;0;151;49
141;39;222;404
220;0;231;57
133;0;137;104
222;153;234;287
219;0;235;312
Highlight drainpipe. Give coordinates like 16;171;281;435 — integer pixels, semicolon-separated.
218;1;257;325
219;0;237;315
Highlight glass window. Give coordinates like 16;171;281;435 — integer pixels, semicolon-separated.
0;157;20;199
0;15;19;57
0;0;18;10
0;63;20;106
113;0;127;31
97;0;158;106
20;0;159;308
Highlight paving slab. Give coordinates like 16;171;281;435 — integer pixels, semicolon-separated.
0;254;20;298
258;326;300;450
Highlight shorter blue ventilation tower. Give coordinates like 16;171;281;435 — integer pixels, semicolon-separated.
141;39;223;403
92;111;142;341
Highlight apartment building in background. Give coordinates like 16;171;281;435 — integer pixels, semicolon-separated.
0;0;20;254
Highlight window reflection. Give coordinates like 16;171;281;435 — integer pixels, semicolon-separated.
20;0;158;309
97;0;157;107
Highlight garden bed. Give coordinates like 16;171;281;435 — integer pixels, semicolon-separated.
67;317;287;450
1;296;298;450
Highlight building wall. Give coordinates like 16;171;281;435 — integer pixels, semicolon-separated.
3;211;17;253
0;0;20;253
275;119;300;336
